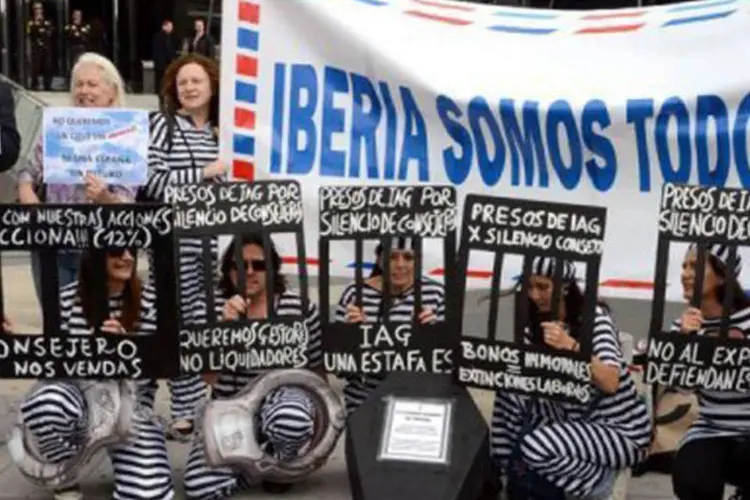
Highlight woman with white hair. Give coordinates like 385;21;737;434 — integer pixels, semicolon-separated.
17;52;134;300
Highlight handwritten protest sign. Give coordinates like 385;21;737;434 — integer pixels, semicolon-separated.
42;107;149;186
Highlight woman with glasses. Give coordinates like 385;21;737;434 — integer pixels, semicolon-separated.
12;247;173;500
670;244;750;500
336;237;445;415
490;256;651;500
183;232;325;499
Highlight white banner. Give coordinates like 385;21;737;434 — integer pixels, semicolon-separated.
219;0;750;301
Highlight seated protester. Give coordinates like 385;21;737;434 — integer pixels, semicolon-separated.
490;256;652;500
183;232;324;499
14;248;173;500
336;237;446;415
671;244;750;500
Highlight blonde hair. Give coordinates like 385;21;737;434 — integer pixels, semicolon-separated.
70;52;127;107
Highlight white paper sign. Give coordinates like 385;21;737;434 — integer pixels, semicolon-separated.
378;397;452;465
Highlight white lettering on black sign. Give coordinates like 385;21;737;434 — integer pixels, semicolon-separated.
319;186;458;239
456;339;591;403
179;321;309;372
464;197;605;257
0;205;172;250
0;336;142;378
323;324;452;375
658;184;750;243
646;336;750;391
167;181;304;234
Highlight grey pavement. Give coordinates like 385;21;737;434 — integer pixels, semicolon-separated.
0;91;693;498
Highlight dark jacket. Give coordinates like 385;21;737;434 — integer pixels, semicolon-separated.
0;82;20;172
189;34;215;59
153;30;178;73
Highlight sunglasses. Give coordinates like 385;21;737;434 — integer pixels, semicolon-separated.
230;259;267;272
109;248;136;259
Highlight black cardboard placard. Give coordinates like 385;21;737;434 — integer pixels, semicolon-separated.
0;203;178;379
168;180;312;374
646;183;750;392
454;195;607;404
317;185;459;378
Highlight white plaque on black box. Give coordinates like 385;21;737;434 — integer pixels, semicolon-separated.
377;397;453;465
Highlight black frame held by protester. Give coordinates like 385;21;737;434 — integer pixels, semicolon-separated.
0;202;178;379
317;184;459;378
646;182;750;392
168;180;310;374
454;195;607;405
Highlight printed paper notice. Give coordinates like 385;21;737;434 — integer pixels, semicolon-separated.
378;398;452;464
42;107;149;186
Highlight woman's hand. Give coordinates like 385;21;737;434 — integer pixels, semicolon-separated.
202;372;219;386
101;318;126;334
679;307;703;334
540;321;577;351
223;295;246;321
417;308;437;325
345;304;365;323
84;172;110;203
203;160;227;179
2;318;13;334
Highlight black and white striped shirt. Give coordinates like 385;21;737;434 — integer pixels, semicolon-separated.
206;291;323;399
517;307;652;447
671;307;750;444
141;112;223;323
334;279;446;410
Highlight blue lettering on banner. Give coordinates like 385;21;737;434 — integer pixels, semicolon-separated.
268;62;750;193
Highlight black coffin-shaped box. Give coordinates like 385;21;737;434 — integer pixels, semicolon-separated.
346;372;493;500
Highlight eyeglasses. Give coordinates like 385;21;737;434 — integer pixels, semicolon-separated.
109;248;136;259
230;259;267;272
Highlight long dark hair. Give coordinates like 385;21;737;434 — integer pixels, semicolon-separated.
77;250;142;332
709;254;750;312
524;280;611;346
218;233;286;299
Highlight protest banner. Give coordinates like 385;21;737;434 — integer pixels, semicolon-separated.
219;0;750;300
42;107;149;186
0;203;177;379
645;183;750;392
454;195;607;404
167;180;311;374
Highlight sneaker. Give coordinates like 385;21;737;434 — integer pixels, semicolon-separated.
165;419;194;442
53;486;83;500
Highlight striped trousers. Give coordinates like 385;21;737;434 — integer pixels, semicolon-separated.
490;392;641;498
138;377;207;423
184;386;317;500
20;381;174;500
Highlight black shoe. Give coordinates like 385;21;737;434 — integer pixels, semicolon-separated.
261;481;293;494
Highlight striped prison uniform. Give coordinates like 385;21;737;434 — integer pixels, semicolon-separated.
139;111;225;423
670;308;750;499
19;282;173;500
335;279;446;415
490;306;652;498
183;291;323;500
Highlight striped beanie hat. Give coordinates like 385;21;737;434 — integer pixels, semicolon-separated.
689;243;742;276
530;255;577;282
376;237;416;253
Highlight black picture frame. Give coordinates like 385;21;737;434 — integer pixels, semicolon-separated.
0;202;178;379
318;185;459;378
646;182;750;392
454;195;607;404
168;180;312;374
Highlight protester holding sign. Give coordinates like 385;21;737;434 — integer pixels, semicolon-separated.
183;232;325;498
336;237;446;415
491;256;651;499
12;247;174;500
16;52;134;304
668;244;750;500
139;53;227;439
